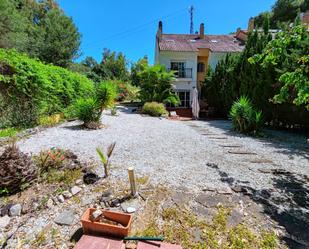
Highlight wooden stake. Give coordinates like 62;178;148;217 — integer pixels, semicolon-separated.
128;167;137;197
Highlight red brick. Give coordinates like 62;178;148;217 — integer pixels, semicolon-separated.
73;235;125;249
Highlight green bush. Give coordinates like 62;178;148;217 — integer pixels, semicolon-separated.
0;127;20;138
0;49;94;128
96;81;117;109
230;96;263;134
142;102;168;117
137;64;180;105
74;98;101;124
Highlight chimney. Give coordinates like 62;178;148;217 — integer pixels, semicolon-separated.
157;21;163;40
158;21;163;33
199;23;204;39
248;17;255;32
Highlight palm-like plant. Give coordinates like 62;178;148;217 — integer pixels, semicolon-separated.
230;96;263;134
96;142;116;177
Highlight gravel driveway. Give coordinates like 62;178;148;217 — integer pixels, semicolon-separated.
18;106;309;192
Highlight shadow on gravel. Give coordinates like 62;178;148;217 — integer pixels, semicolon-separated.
206;162;309;248
62;124;84;130
262;174;309;249
201;119;309;160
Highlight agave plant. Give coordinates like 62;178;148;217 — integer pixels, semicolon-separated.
230;96;263;134
96;142;116;177
0;141;37;195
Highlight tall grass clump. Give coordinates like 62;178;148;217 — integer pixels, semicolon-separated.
230;96;263;134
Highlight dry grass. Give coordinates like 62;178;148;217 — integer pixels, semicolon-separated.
133;187;282;249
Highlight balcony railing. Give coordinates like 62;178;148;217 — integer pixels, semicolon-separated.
168;68;192;78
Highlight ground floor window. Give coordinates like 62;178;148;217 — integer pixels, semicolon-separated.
176;90;190;108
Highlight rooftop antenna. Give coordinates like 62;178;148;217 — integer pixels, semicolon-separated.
189;5;194;34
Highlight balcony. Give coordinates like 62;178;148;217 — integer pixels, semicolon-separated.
168;68;192;79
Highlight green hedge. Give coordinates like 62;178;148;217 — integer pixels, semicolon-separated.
0;49;94;127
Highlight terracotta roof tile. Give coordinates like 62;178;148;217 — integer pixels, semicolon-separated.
159;34;244;53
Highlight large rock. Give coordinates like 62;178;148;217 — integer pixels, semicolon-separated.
0;215;10;228
71;186;82;196
57;195;65;203
9;204;22;217
54;209;76;226
62;190;72;199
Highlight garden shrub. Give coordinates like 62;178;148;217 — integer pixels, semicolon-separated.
230;96;263;134
202;25;309;128
38;114;63;127
73;98;101;125
96;81;117;110
137;64;180;105
142;102;168;117
0;49;94;128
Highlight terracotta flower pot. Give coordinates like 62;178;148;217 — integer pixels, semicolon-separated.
81;208;132;238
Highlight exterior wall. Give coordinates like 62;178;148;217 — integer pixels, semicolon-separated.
208;52;228;70
156;50;198;102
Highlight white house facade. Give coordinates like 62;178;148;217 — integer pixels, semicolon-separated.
155;21;244;116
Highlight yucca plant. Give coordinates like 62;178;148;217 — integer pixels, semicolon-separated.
96;142;116;177
96;81;117;112
74;97;101;126
230;96;263;134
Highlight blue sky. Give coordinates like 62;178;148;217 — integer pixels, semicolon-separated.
58;0;276;65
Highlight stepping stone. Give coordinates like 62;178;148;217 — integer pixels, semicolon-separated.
228;150;257;155
73;235;124;249
195;193;233;208
250;159;273;164
219;145;242;148
54;209;76;226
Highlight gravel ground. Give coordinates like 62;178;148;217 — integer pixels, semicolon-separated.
18;106;309;192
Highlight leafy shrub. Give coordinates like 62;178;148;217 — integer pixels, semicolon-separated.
137;64;179;105
35;148;67;175
124;83;140;102
74;98;101;125
96;81;117;109
230;96;263;134
0;142;37;195
38;114;63;127
0;49;94;128
0;127;20;138
142;102;168;117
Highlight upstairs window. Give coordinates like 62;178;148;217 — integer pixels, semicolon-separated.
170;61;185;78
170;62;193;78
197;62;205;73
